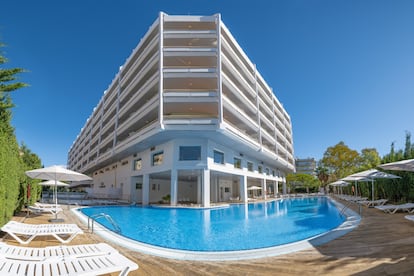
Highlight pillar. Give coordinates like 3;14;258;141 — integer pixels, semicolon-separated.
202;169;210;207
275;181;279;197
262;178;266;200
142;174;150;206
240;175;248;203
170;169;178;206
197;170;202;204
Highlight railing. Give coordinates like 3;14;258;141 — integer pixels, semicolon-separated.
340;200;362;216
88;213;121;234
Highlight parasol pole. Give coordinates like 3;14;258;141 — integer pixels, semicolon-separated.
55;171;58;221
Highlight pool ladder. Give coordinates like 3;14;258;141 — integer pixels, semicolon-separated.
340;201;362;215
88;213;121;234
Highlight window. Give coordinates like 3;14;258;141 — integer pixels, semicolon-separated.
213;150;224;164
247;162;254;172
133;159;142;171
258;165;263;174
136;183;142;189
265;168;270;175
152;151;164;166
272;170;275;177
234;157;241;169
179;146;201;161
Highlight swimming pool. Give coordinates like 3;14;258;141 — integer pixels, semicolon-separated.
79;197;356;256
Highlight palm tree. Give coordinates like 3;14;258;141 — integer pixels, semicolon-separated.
315;166;329;186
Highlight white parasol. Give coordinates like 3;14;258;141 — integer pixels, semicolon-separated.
26;165;92;222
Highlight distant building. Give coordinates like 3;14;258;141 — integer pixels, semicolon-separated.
295;158;317;176
68;13;295;206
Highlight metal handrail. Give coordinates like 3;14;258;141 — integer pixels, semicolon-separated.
340;200;362;216
88;213;121;233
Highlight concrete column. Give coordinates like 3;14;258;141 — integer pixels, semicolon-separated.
275;181;279;197
262;178;266;200
240;175;248;203
282;181;287;195
171;169;178;206
130;178;137;202
197;170;202;204
142;174;150;206
202;169;210;208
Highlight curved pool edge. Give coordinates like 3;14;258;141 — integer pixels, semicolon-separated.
71;197;360;261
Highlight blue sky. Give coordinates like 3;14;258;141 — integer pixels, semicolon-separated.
1;0;413;167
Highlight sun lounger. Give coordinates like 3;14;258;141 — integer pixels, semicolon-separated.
339;195;368;202
28;205;63;215
34;202;61;209
405;215;414;222
0;242;117;261
229;196;240;202
1;221;83;244
358;199;388;207
0;250;138;275
375;203;414;214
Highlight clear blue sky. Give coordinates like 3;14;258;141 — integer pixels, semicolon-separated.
1;0;413;167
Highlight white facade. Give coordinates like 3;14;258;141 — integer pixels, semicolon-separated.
68;13;295;207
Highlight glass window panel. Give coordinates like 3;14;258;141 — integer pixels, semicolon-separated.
134;159;142;171
179;146;201;161
247;162;254;172
234;157;241;169
213;150;224;164
152;152;164;166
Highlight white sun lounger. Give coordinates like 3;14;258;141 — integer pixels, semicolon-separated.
405;215;414;222
34;202;61;209
1;221;83;245
375;203;414;214
358;199;388;207
28;205;63;215
0;242;117;261
0;251;139;275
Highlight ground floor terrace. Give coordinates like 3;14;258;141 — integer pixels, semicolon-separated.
91;169;286;207
84;137;291;206
3;198;414;275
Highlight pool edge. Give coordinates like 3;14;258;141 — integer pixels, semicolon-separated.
71;196;361;261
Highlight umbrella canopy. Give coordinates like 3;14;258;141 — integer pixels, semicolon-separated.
26;165;92;221
247;186;262;190
343;169;400;200
341;175;371;181
329;180;350;195
340;175;371;197
378;159;414;172
329;180;350;187
39;180;69;187
26;165;92;182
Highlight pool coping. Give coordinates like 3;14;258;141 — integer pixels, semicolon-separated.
71;196;360;261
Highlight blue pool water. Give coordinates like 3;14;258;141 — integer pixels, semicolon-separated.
81;197;345;252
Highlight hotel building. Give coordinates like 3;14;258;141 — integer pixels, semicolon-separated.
67;13;295;207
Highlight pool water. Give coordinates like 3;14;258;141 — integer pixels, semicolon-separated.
81;197;345;251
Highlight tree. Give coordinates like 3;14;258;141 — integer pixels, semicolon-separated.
315;166;329;186
0;42;28;225
360;148;381;170
18;143;42;210
286;173;320;193
320;141;359;179
404;131;412;159
0;43;27;94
